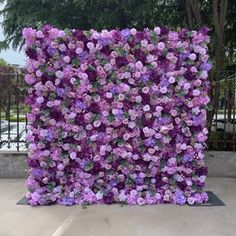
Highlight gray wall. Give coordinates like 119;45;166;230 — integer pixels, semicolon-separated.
0;151;28;178
205;151;236;178
0;151;236;178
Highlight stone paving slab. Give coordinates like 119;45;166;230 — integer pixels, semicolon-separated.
0;177;235;236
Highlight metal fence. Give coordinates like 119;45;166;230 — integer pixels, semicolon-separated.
208;71;236;151
0;71;236;152
0;72;27;151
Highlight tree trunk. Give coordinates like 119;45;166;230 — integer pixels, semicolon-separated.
207;0;228;129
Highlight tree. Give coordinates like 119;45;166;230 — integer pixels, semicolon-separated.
0;58;8;67
0;0;189;50
1;0;236;126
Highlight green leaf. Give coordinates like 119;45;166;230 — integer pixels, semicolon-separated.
92;113;99;121
92;81;99;89
83;30;92;37
146;64;154;69
49;92;56;99
149;189;156;197
120;160;127;166
84;161;94;172
123;112;129;118
64;28;72;36
177;47;184;52
108;114;115;122
72;58;80;67
120;201;128;207
106;155;114;163
48;72;55;77
100;58;108;65
117;138;124;146
170;178;176;186
150;31;158;43
160;159;166;169
117;47;126;56
46;182;54;191
82;201;89;209
125;176;133;186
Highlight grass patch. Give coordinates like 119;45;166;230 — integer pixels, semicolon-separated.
1;115;26;122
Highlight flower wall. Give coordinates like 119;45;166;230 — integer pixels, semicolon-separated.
23;25;211;206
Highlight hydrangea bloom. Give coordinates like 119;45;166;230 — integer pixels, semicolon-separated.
23;25;211;206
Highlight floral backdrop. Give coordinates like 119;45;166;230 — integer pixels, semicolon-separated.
23;25;211;206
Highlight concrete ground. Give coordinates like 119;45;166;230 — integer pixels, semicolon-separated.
0;178;235;236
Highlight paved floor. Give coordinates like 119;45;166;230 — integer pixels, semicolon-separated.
0;178;235;236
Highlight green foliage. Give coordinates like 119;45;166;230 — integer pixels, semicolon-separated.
208;131;236;151
0;0;189;50
0;58;8;67
0;0;235;68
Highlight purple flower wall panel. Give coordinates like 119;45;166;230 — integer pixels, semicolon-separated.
23;26;211;206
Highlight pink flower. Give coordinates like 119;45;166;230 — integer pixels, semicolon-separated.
123;133;130;141
36;70;42;77
168;76;175;84
157;42;165;50
55;70;64;79
57;163;65;170
197;132;207;142
106;92;113;98
96;191;103;200
160;87;168;94
119;192;127;201
93;120;101;127
130;28;137;35
170;109;177;117
135;61;143;69
154;27;161;35
63;56;71;63
142;86;150;94
36;97;44;104
36;30;44;38
192;89;200;96
25;74;36;85
183;83;191;90
70;152;77;160
137;197;146;205
22;27;36;44
76;47;83;54
187;197;195;205
143;104;150;112
130;190;138;197
201;70;208;79
189;53;197;60
135;95;142;103
104;63;112;71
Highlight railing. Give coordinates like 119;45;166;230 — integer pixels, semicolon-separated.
208;71;236;151
0;71;27;151
0;70;235;152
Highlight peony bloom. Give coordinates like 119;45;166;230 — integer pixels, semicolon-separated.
168;76;175;84
157;42;165;51
25;74;36;84
188;53;197;61
143;104;151;112
55;70;64;79
137;197;146;206
160;87;168;94
193;89;201;96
